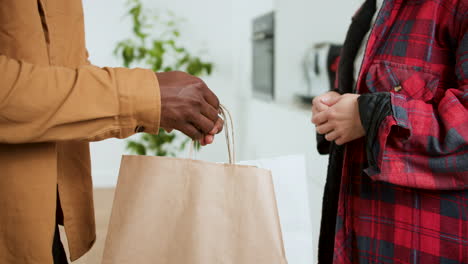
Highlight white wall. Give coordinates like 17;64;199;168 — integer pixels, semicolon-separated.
274;0;363;103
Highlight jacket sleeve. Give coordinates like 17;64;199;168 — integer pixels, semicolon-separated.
357;92;392;171
359;25;468;191
0;55;161;143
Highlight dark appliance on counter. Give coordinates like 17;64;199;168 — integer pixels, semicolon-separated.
252;12;275;101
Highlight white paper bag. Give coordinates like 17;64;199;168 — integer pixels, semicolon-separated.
240;155;314;264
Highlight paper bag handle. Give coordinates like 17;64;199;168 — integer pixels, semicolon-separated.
220;105;235;164
189;104;236;164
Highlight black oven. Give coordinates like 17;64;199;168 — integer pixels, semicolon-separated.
252;12;275;101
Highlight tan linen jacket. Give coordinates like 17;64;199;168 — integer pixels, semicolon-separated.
0;0;161;263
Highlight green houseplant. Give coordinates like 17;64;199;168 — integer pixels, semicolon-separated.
115;0;213;156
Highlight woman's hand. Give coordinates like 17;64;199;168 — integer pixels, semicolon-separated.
311;91;342;117
312;93;365;145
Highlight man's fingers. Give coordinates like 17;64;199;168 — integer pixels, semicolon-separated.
199;135;215;146
209;117;224;134
192;113;215;134
179;124;203;140
204;134;215;145
316;122;334;135
325;130;340;142
199;137;207;146
202;86;220;109
200;117;223;146
201;103;220;123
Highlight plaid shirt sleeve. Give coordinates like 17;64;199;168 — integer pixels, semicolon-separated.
365;10;468;191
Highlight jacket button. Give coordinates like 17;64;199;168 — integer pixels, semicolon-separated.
134;126;146;133
394;85;403;92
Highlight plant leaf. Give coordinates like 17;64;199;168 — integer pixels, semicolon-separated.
126;141;147;155
117;1;214;156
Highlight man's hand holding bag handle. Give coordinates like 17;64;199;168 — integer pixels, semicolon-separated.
157;71;224;146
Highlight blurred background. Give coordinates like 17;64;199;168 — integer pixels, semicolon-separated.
76;0;364;262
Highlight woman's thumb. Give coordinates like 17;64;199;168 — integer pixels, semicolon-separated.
321;95;340;106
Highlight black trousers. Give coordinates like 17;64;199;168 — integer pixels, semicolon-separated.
52;225;68;264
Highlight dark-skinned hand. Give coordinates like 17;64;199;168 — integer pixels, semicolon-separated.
156;71;223;146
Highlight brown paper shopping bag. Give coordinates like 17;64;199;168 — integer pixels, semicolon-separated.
102;108;287;264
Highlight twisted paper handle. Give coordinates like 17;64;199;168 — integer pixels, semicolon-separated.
188;104;235;164
219;105;235;164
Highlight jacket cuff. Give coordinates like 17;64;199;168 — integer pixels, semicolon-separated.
357;92;392;169
113;67;161;137
331;88;344;95
317;133;331;155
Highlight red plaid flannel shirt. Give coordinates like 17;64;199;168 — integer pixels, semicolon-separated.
333;0;468;263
